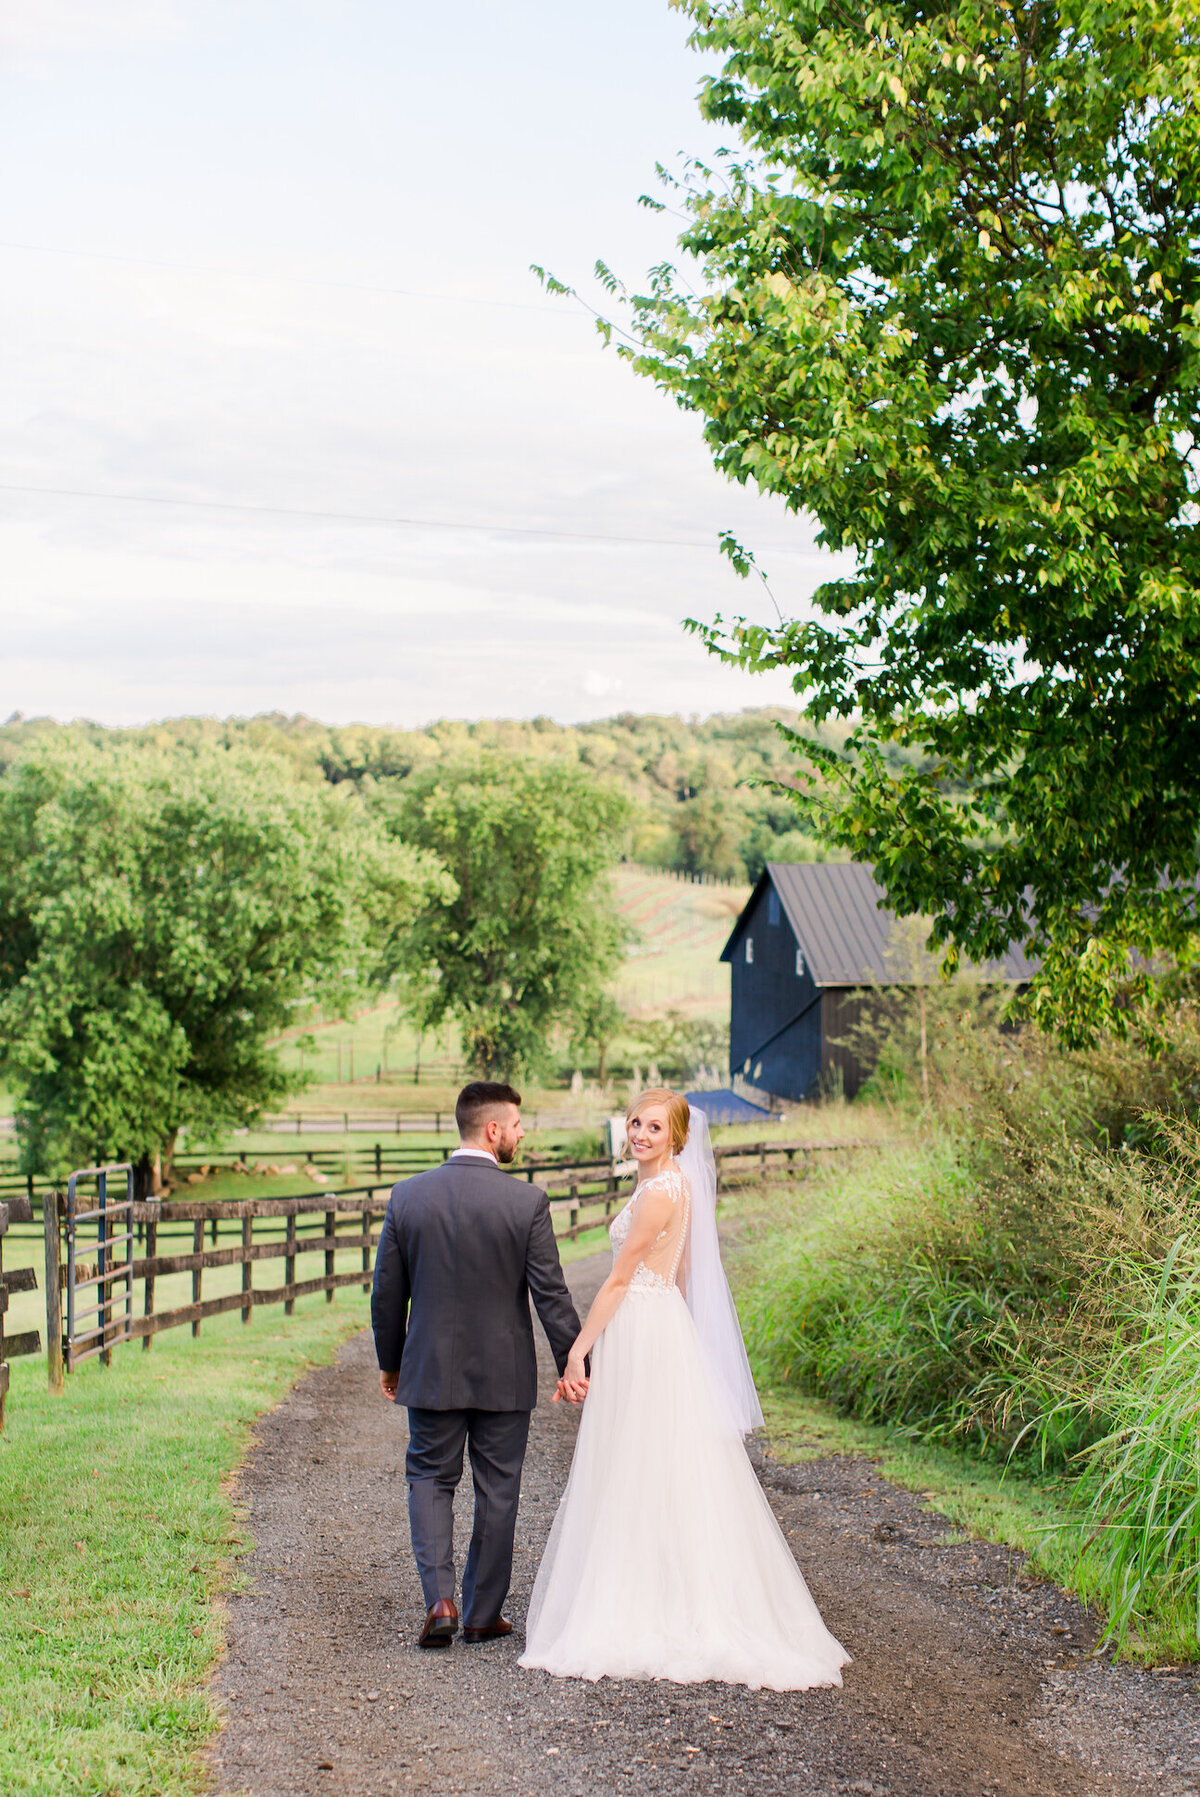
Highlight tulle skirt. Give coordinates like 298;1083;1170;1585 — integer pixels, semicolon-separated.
519;1284;850;1690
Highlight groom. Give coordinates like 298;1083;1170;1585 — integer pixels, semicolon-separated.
372;1081;583;1649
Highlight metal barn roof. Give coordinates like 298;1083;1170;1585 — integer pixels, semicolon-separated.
721;861;1040;987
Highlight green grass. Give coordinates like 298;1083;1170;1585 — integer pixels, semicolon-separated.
263;999;459;1089
0;1290;372;1797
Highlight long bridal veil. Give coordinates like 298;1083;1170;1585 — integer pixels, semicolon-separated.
520;1098;848;1689
676;1106;764;1436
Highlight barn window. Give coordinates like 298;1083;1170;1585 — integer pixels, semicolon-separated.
745;937;754;964
795;948;806;977
768;890;781;926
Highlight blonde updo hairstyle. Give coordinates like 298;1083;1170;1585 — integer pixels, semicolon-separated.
625;1087;690;1157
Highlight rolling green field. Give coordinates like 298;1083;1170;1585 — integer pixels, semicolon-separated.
610;866;746;1020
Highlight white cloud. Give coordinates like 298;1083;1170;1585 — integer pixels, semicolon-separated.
582;671;622;698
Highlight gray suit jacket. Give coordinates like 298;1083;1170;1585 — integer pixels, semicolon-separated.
370;1156;582;1412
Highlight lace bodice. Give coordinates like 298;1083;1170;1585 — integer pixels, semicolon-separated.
609;1165;691;1293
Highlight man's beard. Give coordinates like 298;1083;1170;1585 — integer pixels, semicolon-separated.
496;1140;517;1165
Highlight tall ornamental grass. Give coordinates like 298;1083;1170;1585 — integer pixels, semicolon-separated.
1072;1248;1200;1657
740;1007;1200;1657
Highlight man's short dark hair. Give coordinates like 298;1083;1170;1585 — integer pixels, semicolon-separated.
455;1081;522;1136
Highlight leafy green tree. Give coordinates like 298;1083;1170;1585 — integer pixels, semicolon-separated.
633;1009;731;1082
382;755;630;1077
587;0;1200;1042
0;742;435;1183
569;992;628;1085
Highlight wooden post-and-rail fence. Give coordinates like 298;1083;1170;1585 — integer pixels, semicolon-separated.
36;1138;866;1388
0;1195;41;1430
43;1170;392;1391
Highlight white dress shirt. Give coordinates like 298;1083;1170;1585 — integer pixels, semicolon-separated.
449;1146;498;1164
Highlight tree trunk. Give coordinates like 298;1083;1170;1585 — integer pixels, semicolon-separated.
133;1151;161;1201
159;1128;179;1189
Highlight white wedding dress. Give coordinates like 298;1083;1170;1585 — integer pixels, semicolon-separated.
519;1160;850;1690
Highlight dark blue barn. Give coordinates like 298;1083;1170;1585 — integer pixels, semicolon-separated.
721;862;1037;1101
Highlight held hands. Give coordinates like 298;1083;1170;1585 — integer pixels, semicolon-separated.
553;1349;589;1406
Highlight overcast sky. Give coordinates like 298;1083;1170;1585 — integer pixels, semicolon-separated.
1;0;834;728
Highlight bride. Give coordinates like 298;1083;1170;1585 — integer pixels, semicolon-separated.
519;1088;849;1690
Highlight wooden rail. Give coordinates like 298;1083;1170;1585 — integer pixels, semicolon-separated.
99;1191;384;1356
0;1196;40;1427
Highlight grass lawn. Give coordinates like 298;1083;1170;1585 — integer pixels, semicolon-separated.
0;1291;374;1797
723;1134;1200;1663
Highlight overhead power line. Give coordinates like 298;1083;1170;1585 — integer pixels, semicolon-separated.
0;478;814;557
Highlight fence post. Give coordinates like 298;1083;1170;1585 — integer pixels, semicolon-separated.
143;1211;156;1351
0;1202;10;1431
374;1142;382;1179
325;1209;335;1302
98;1170;112;1370
241;1214;253;1323
192;1219;203;1337
43;1190;62;1394
569;1184;579;1241
361;1203;371;1292
285;1209;296;1316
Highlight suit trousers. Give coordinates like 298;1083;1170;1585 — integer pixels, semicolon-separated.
405;1406;531;1626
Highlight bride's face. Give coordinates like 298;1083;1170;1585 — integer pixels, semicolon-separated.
627;1103;671;1164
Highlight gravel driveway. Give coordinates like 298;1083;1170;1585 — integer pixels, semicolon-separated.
209;1253;1199;1797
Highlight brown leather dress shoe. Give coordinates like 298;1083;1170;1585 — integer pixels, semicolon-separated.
418;1598;459;1649
462;1616;513;1644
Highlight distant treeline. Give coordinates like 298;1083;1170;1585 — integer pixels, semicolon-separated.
0;707;858;881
